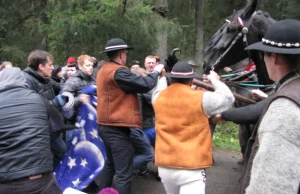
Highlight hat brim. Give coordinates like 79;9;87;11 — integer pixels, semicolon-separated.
100;46;133;53
245;42;300;54
191;64;200;68
167;72;199;79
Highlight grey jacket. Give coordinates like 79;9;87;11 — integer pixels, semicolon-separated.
62;70;96;108
245;76;300;194
0;68;53;182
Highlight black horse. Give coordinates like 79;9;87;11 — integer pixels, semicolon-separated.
203;0;276;161
203;0;275;86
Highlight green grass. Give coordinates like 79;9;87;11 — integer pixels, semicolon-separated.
212;122;240;151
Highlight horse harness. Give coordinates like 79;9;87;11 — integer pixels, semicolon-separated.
211;11;257;71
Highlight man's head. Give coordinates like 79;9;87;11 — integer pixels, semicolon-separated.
129;60;141;71
52;65;62;79
66;63;77;78
77;55;94;76
169;61;199;85
103;38;133;66
246;19;300;81
187;60;200;72
144;55;157;73
28;50;54;78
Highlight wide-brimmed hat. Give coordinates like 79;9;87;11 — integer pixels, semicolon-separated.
168;61;199;78
245;19;300;54
187;60;200;68
101;38;133;53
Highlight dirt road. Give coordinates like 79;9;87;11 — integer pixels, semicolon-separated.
132;148;242;194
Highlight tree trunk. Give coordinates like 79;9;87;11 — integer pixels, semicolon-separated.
155;0;168;63
195;0;204;73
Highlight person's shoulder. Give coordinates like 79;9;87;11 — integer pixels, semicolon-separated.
262;97;300;131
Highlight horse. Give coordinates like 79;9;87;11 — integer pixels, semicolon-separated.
202;0;276;161
203;0;275;86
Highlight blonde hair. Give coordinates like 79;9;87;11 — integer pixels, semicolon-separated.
77;55;93;67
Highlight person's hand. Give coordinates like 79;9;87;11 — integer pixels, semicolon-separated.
210;114;224;124
160;68;166;77
206;71;220;83
79;94;90;104
224;67;233;73
251;89;268;100
56;94;67;106
153;64;165;74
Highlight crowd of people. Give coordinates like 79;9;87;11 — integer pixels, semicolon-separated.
0;18;299;194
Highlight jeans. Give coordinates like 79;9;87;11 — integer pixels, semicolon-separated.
130;127;154;170
143;127;156;147
0;172;62;194
158;167;206;194
96;125;134;194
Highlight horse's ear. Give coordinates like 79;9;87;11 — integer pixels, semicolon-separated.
241;0;257;19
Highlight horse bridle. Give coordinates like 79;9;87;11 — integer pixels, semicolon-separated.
211;11;257;71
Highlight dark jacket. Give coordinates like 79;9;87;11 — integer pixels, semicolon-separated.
0;68;53;183
23;67;72;133
50;77;61;96
23;67;57;104
138;89;155;129
50;65;62;95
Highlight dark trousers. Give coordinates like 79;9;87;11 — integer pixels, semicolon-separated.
0;172;62;194
130;127;153;170
50;134;67;169
239;124;254;158
96;125;134;194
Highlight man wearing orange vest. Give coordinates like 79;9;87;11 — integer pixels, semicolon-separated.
152;61;234;194
96;38;164;194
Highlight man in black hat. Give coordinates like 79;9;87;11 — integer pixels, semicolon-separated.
96;38;164;194
240;19;300;194
152;61;234;194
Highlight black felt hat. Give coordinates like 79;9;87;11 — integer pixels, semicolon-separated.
168;61;199;78
101;38;133;53
246;19;300;54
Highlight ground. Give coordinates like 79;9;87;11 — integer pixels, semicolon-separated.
132;148;242;194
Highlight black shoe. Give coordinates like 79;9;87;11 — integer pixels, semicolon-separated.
136;169;152;177
155;172;161;182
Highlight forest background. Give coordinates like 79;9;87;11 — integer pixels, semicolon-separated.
2;0;299;150
1;0;300;70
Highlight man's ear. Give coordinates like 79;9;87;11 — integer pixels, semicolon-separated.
38;64;44;71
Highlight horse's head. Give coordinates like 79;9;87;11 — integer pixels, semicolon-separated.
203;0;275;74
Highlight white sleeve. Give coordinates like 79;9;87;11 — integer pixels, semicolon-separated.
152;77;168;104
202;77;235;117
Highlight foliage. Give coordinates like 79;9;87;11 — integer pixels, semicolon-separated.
45;0;159;65
213;122;240;151
1;0;300;68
